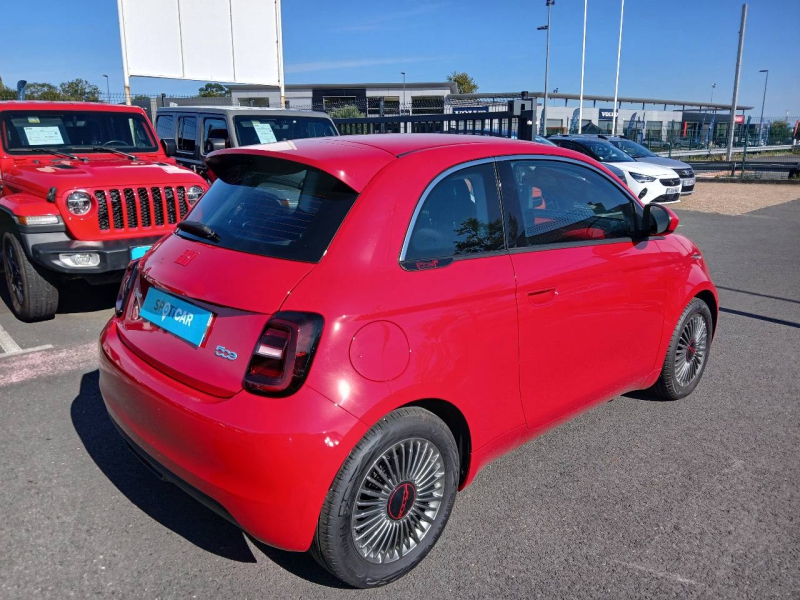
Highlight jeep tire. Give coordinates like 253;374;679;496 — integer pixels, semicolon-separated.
2;232;59;322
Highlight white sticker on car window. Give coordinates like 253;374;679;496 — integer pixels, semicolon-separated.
24;126;64;145
252;122;277;144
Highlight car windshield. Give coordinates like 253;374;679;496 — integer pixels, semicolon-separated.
612;139;656;158
580;140;635;163
233;115;338;146
1;110;158;154
185;154;358;263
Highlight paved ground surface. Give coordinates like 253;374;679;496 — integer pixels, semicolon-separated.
1;186;798;599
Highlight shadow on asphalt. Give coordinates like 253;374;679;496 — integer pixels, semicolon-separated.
0;276;118;319
70;370;348;588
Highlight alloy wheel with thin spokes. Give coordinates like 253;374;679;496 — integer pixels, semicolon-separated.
653;298;714;400
351;438;445;565
674;314;708;386
312;407;459;588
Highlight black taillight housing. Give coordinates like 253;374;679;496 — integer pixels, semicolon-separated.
244;311;324;397
115;259;140;317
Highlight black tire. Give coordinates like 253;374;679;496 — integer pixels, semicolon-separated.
2;232;59;322
311;407;459;588
653;298;713;400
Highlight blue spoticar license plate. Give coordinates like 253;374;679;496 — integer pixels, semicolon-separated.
131;245;151;260
140;288;214;346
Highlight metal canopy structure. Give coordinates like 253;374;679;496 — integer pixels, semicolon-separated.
449;91;754;112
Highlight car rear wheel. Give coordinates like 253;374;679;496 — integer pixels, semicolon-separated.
2;232;59;322
311;407;459;588
653;298;713;400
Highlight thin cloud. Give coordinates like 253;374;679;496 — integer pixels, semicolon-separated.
285;55;450;75
332;3;449;32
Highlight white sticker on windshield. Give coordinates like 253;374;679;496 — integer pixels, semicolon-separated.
24;126;64;146
252;122;277;144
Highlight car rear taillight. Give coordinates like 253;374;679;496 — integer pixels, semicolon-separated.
244;312;324;397
115;259;140;317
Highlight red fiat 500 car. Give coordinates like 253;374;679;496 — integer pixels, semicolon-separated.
99;134;718;587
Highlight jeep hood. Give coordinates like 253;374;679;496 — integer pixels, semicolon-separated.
4;158;201;196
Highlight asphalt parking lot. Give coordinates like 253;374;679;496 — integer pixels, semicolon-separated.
1;185;798;599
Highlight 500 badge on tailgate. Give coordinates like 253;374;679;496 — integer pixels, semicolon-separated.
140;288;214;346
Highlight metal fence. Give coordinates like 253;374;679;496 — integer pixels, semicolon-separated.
3;89;798;180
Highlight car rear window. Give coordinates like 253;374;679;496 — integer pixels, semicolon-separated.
183;154;358;263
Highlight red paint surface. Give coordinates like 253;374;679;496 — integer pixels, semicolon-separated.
100;134;718;551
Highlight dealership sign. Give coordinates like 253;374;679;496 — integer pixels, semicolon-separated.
734;114;745;124
117;0;283;86
599;109;618;121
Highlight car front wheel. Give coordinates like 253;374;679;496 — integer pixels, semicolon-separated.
653;298;713;400
2;232;59;322
312;407;459;588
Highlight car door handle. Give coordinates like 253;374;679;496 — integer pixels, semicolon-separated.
526;288;557;305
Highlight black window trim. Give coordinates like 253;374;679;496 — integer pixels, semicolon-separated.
176;114;198;156
496;154;645;254
399;157;505;264
400;154;645;265
200;114;228;157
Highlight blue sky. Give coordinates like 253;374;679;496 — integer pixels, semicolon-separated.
2;0;798;115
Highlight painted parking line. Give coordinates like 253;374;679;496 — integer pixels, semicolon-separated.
0;342;96;387
0;321;54;358
0;322;22;353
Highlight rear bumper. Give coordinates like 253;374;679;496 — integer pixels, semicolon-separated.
20;230;165;275
98;320;367;551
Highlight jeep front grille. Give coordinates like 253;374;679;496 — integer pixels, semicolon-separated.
93;186;189;232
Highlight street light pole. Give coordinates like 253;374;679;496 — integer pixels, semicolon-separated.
103;74;110;103
401;71;406;115
578;0;587;134
538;0;554;136
758;69;769;145
726;3;747;160
611;0;624;135
710;83;716;104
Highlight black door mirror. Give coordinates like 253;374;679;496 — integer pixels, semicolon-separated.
161;138;177;157
205;138;228;154
642;203;679;236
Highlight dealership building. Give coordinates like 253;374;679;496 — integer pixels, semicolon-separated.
219;83;753;143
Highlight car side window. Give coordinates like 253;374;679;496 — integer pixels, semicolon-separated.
202;117;229;154
405;162;504;262
177;116;197;154
499;159;638;247
155;114;174;140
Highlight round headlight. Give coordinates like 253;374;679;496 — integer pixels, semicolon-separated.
186;185;205;205
66;191;92;216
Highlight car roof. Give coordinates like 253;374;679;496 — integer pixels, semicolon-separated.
156;106;332;120
0;100;148;115
208;133;580;193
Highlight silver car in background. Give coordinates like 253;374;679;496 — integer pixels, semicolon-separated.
606;137;696;195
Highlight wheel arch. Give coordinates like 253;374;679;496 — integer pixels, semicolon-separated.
402;398;472;488
694;289;718;336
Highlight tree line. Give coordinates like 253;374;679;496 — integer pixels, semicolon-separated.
0;78;103;101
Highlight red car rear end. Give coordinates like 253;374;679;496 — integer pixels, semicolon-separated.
100;134;718;588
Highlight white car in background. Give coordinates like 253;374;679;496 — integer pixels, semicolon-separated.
603;136;696;195
548;135;683;204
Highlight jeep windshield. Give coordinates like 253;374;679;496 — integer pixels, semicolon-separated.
1;110;158;154
233;116;337;146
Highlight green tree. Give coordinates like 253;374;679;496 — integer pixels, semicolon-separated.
768;121;790;144
59;79;102;101
198;82;228;97
0;77;14;100
447;71;478;94
25;83;63;100
328;105;364;119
